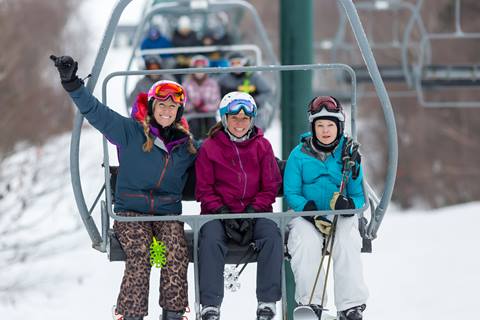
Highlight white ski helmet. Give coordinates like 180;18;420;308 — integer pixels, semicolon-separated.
218;91;257;129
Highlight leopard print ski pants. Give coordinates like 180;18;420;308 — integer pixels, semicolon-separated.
113;211;189;317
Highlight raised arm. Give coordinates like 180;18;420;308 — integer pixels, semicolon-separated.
50;55;134;147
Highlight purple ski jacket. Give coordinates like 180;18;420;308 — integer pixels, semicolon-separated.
195;128;282;214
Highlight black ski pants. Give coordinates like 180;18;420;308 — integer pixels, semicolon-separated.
198;218;283;306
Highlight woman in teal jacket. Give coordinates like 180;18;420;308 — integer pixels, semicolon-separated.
51;56;195;320
283;96;368;320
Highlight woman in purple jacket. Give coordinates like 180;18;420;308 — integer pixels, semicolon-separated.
195;92;283;320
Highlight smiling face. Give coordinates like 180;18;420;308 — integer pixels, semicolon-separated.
314;119;338;145
226;109;252;138
152;97;180;127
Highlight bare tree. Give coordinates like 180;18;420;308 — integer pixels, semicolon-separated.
0;0;88;305
0;0;84;159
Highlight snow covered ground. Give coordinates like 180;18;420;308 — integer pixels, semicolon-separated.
2;0;480;319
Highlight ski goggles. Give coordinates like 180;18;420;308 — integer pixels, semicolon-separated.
220;99;257;117
229;57;248;67
308;96;341;114
151;82;186;104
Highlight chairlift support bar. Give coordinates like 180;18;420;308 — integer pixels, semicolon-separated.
138;44;263;64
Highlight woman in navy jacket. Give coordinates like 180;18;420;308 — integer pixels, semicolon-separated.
51;56;196;320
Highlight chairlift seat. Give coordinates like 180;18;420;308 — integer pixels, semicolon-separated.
421;64;480;87
344;65;412;83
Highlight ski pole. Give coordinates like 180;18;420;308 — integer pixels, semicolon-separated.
307;148;356;306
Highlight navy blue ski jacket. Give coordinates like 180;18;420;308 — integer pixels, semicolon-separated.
69;86;196;215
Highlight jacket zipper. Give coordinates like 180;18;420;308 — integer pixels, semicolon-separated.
156;154;170;188
149;154;170;212
232;143;247;208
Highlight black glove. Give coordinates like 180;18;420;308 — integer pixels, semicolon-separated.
330;192;355;216
303;200;317;211
220;206;244;244
301;200;317;225
343;138;361;180
238;219;255;246
245;205;257;213
49;55;83;92
215;206;230;215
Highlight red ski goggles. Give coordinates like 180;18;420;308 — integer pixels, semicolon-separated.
151;82;186;104
308;96;341;114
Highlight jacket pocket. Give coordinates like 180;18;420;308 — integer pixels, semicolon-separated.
120;192;150;213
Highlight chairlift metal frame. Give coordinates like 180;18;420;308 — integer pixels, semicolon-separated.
69;0;398;318
414;0;480;107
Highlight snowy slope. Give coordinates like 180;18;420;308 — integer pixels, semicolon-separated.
2;0;480;319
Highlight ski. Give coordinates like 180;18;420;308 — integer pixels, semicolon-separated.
293;305;337;320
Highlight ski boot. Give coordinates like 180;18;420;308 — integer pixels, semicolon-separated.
201;305;220;320
256;302;275;320
161;309;186;320
338;304;366;320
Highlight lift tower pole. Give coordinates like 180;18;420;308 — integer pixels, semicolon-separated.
280;0;314;161
280;1;314;318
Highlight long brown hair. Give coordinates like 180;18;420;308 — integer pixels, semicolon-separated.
141;116;197;154
207;121;224;138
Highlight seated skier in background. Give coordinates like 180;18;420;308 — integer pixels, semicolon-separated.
126;55;175;109
283;96;368;320
195;92;283;320
51;55;196;320
182;55;221;139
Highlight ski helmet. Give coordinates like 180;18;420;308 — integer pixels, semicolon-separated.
144;55;162;69
218;91;257;129
227;52;249;67
190;54;210;68
307;96;345;149
147;80;186;122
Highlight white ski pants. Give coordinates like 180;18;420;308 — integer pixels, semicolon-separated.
287;216;369;312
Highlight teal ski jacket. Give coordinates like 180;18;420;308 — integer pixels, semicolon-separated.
283;133;365;215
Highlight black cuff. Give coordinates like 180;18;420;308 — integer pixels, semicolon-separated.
303;200;317;211
61;77;83;92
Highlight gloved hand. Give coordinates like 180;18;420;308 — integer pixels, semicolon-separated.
330;192;355;216
313;216;332;235
49;55;83;92
303;200;317;211
238;219;255;245
223;218;243;244
245;205;257;213
215;206;230;215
